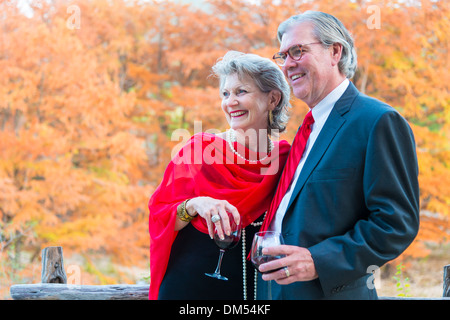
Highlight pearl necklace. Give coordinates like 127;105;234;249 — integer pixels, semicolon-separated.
227;129;274;163
242;213;265;300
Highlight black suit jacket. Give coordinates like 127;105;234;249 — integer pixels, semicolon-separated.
259;82;420;300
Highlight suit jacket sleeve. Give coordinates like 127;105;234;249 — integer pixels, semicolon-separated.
308;109;420;297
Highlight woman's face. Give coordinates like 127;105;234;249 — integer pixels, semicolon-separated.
221;73;277;134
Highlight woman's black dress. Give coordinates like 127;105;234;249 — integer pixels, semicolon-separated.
158;219;261;300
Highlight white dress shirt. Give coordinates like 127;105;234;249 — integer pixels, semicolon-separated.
270;79;350;233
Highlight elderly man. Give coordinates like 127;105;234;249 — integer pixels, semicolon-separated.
258;11;419;299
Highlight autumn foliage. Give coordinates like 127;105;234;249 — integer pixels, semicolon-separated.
0;0;449;297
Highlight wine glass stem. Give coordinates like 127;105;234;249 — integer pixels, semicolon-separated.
268;280;272;300
214;249;226;274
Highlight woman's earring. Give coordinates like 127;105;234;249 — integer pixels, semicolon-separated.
268;110;274;126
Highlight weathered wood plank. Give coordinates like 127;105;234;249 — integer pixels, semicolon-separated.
10;283;150;300
41;246;67;284
443;264;450;297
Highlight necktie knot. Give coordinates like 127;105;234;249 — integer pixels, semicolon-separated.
303;111;315;128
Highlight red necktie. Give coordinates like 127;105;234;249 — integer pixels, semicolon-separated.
260;111;315;232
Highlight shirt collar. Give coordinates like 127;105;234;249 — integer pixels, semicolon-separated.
311;78;350;123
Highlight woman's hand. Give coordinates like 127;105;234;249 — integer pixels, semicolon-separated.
186;196;240;239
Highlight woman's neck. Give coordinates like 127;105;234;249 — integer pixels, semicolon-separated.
231;128;270;154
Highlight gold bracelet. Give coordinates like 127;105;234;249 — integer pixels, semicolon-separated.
177;199;195;222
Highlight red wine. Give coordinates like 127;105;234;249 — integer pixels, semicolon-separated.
214;231;240;250
252;255;284;274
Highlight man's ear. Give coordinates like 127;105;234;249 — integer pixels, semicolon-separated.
330;43;343;67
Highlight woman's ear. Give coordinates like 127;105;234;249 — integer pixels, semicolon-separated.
268;90;282;110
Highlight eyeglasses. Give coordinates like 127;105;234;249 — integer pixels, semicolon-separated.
272;42;322;66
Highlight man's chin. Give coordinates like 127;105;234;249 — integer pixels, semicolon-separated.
292;90;310;105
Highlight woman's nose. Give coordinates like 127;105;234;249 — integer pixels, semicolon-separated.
226;94;239;107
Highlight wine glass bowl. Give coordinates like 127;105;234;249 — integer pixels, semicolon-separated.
250;231;285;274
213;227;241;250
205;213;241;281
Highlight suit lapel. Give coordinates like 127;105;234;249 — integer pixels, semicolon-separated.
285;82;360;213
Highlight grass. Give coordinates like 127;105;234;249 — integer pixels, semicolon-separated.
378;242;450;298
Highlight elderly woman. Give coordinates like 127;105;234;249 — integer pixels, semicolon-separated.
148;51;291;300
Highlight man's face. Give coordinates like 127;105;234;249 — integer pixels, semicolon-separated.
280;22;340;108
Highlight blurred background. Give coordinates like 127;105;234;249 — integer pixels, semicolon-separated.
0;0;449;299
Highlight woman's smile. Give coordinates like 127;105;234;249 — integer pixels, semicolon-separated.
230;110;248;118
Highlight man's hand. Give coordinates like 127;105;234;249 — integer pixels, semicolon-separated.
259;245;318;285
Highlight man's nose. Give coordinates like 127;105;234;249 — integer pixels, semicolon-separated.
282;55;297;72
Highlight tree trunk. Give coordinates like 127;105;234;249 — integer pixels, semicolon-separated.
41;246;67;284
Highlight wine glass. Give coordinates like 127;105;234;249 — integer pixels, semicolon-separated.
205;213;241;281
250;231;285;299
251;231;285;274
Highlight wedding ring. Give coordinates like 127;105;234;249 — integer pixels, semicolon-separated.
283;266;290;278
211;214;221;223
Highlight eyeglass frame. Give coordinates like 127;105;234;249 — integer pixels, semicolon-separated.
272;42;323;66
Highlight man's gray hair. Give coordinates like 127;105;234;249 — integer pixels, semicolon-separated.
277;11;357;79
212;51;291;136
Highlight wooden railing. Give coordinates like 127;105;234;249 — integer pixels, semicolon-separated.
10;283;149;300
10;246;149;300
9;246;450;300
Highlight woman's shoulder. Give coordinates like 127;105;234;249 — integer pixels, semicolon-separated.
276;139;290;147
191;131;226;140
275;139;291;150
178;132;227;155
187;132;226;146
213;132;227;140
273;139;291;160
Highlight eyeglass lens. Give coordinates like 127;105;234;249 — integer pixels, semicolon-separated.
274;45;303;66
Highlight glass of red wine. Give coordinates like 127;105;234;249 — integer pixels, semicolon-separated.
251;231;286;274
205;213;241;281
250;231;285;299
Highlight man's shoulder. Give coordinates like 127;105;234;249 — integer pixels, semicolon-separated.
349;90;400;120
355;91;392;110
346;91;413;138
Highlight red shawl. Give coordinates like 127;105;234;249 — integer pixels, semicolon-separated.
148;132;290;299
